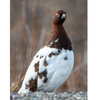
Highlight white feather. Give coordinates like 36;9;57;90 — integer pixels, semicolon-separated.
54;38;59;42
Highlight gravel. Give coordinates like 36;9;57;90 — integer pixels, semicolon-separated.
10;91;87;100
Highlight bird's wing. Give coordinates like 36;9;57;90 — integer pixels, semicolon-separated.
37;46;74;91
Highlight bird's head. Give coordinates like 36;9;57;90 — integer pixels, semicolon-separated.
53;10;67;25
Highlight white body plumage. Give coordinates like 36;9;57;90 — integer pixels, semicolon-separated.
18;46;74;94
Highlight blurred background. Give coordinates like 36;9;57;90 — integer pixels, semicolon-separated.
10;0;87;92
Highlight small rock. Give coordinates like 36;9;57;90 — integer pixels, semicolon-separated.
73;94;77;97
23;97;30;100
57;95;62;99
20;93;26;97
54;94;57;98
54;98;58;100
43;98;47;100
67;91;72;93
77;96;81;99
12;95;19;99
45;98;49;100
61;94;67;98
36;94;41;97
79;91;83;94
32;97;39;100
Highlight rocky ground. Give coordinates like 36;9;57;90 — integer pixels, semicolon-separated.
10;91;87;100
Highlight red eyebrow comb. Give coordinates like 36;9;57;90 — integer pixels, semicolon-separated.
55;13;60;15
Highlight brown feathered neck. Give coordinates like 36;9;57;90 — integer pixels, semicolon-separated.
45;24;72;51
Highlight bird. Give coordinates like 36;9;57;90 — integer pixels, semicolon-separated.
18;10;74;94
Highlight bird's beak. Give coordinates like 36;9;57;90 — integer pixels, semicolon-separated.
61;14;67;19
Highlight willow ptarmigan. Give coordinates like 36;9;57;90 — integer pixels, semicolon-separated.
18;10;74;94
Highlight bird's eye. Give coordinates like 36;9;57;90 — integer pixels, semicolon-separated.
55;14;60;17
